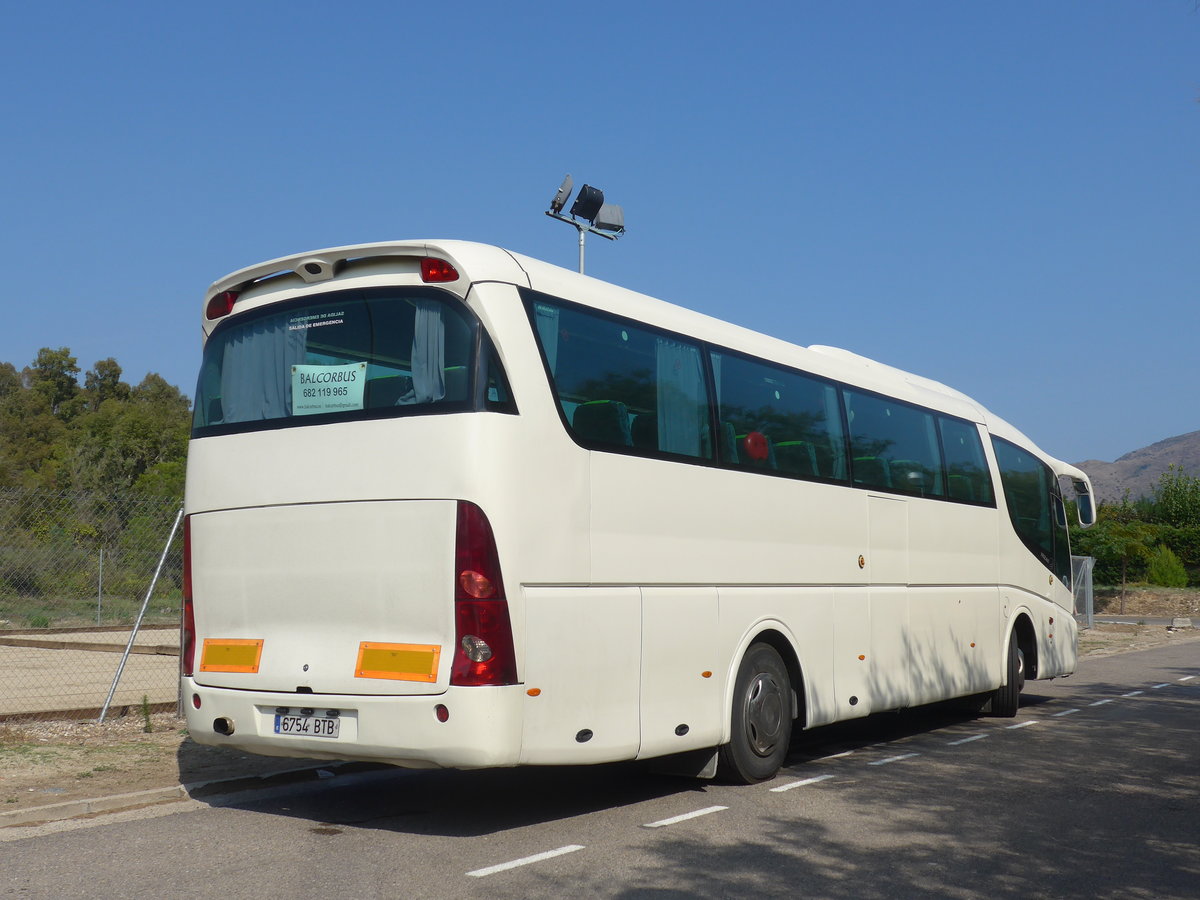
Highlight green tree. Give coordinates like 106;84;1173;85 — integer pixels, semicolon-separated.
1154;465;1200;528
83;357;131;409
1072;513;1157;612
1146;544;1188;587
0;349;191;493
0;362;20;401
25;347;81;419
66;372;190;493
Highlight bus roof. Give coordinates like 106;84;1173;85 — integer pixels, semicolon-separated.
205;239;1084;482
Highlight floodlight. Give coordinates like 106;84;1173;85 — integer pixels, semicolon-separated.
594;203;624;235
549;174;573;214
569;184;605;223
542;174;626;274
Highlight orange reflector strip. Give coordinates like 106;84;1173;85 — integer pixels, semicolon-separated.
355;642;441;682
199;639;263;673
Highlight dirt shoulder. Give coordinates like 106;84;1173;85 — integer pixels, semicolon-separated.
3;596;1199;822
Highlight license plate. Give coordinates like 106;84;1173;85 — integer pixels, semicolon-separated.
274;713;340;738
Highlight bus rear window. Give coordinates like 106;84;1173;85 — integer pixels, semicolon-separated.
193;288;505;435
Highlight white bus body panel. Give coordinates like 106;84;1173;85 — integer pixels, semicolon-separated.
186;240;1085;771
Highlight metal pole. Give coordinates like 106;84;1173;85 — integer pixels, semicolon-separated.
577;223;586;274
97;547;103;626
99;507;183;723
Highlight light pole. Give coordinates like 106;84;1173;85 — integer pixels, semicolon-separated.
544;174;625;274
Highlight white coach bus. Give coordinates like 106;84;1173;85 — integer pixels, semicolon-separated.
182;240;1095;783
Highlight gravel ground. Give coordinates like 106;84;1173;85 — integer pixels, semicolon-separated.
3;592;1198;818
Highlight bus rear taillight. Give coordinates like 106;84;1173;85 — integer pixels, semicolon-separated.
181;515;197;677
451;502;517;686
420;258;459;283
205;290;239;320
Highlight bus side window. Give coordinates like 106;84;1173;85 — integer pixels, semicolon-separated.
525;293;710;460
844;389;944;498
710;351;846;483
939;417;993;505
992;437;1071;585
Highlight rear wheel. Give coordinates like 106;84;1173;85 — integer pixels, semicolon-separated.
718;643;792;783
983;633;1025;717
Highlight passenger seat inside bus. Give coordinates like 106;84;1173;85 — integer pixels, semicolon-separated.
631;413;658;451
736;432;777;470
572;400;633;446
948;474;976;502
365;374;413;407
890;459;932;495
776;440;820;477
854;456;892;488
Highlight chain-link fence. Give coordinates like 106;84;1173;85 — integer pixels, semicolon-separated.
0;489;182;720
1072;555;1096;629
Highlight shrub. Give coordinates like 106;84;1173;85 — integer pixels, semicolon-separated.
1146;544;1188;588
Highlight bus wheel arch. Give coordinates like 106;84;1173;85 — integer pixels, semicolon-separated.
984;614;1035;718
717;630;803;784
1012;613;1038;680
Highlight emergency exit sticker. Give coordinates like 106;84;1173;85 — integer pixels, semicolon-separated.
291;362;366;415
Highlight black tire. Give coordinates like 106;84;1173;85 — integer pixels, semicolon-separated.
717;643;792;784
983;633;1025;718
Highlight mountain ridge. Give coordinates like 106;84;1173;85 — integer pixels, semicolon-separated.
1075;430;1200;504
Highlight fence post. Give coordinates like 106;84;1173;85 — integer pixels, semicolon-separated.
96;547;103;626
98;507;184;724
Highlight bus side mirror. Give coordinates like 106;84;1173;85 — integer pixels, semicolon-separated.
1073;480;1096;528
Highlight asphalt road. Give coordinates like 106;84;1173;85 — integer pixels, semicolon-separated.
4;641;1197;900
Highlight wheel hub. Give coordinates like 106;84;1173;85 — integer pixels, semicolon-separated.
745;673;785;757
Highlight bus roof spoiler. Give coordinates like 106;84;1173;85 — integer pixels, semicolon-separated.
203;241;532;328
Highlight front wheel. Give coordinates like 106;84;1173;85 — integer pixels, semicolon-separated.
717;643;793;784
983;633;1025;718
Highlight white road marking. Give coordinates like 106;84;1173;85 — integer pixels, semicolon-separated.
868;753;920;766
643;805;728;828
1006;720;1037;730
947;734;987;746
1089;698;1114;706
1152;683;1171;689
467;845;585;878
1050;708;1080;718
770;774;834;793
1122;691;1144;698
821;750;855;760
1180;675;1195;682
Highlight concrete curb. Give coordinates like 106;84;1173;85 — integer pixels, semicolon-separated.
1;784;189;827
0;762;371;829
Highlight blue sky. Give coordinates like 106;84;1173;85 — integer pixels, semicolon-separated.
1;1;1195;464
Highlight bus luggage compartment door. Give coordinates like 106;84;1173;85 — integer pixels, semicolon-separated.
188;500;457;697
519;586;641;764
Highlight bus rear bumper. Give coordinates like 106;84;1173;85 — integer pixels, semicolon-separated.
181;678;524;769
